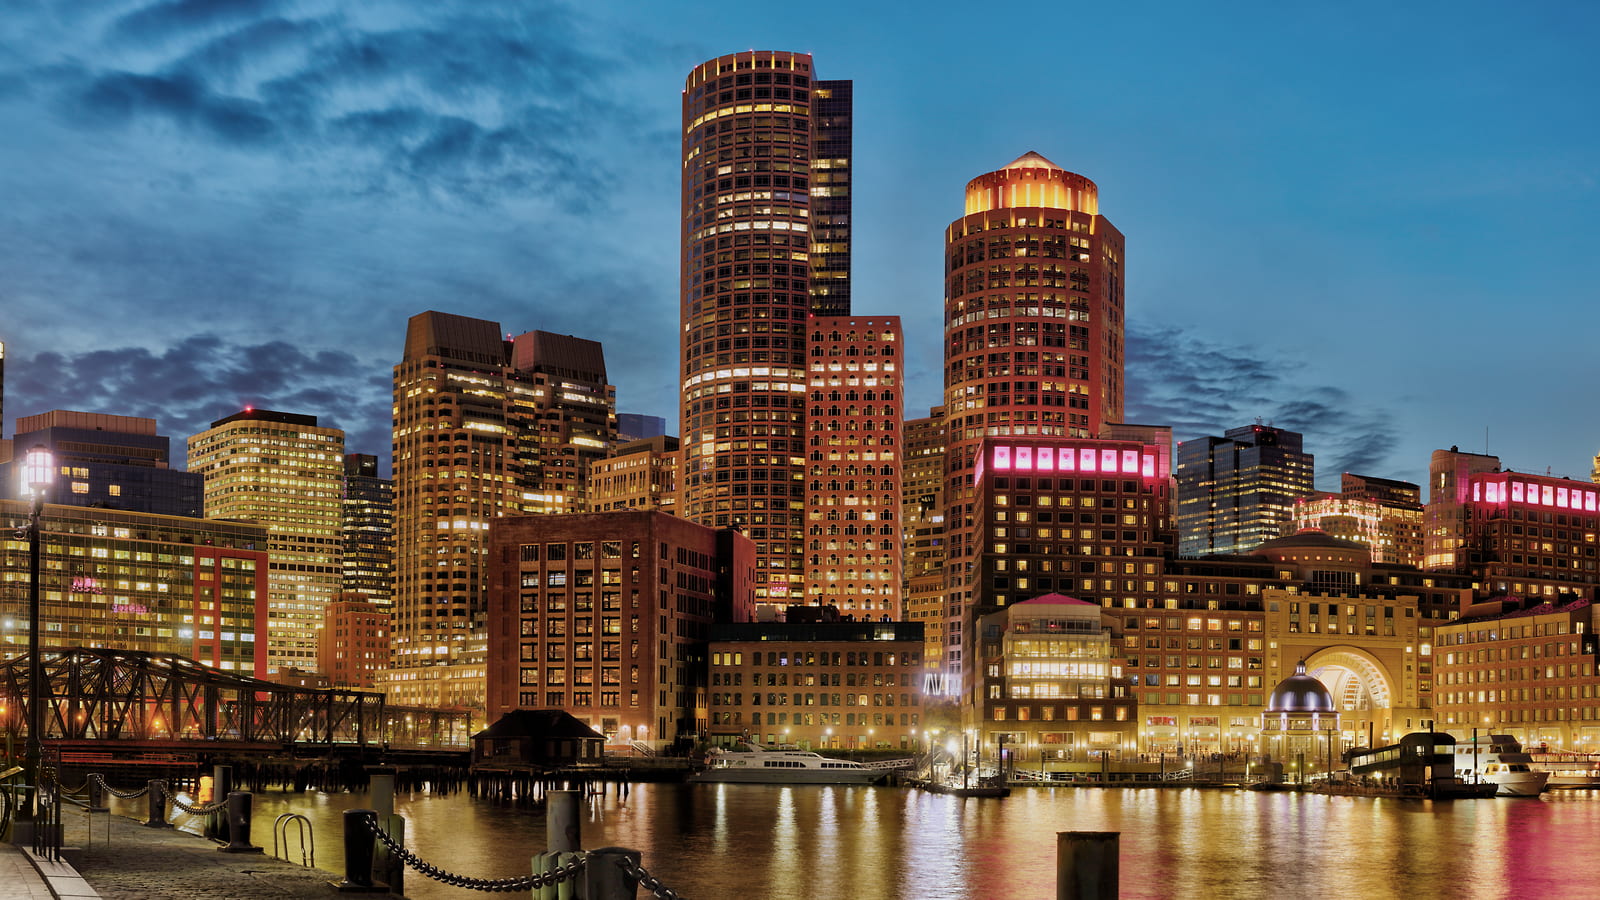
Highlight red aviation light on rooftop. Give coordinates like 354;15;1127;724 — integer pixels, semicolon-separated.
964;151;1099;216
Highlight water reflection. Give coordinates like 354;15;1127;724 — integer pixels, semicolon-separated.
118;785;1600;899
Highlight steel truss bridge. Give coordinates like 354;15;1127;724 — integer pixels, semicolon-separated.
0;648;471;752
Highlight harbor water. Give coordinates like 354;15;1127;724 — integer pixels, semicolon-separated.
123;783;1600;899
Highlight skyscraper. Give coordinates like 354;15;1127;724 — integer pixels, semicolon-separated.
3;410;202;517
1175;424;1315;556
942;152;1126;678
187;408;345;674
679;51;852;608
389;311;616;709
802;316;902;619
341;453;393;607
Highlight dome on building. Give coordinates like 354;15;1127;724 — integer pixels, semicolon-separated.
1265;660;1336;714
1254;528;1372;567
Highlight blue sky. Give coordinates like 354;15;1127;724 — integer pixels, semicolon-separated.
2;0;1597;489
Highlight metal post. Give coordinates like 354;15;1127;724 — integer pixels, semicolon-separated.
1057;831;1119;900
219;791;262;853
25;491;43;823
583;847;642;900
369;769;395;818
144;779;170;828
332;809;386;893
548;789;581;853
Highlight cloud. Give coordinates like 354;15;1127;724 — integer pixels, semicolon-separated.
8;335;391;464
1126;324;1399;483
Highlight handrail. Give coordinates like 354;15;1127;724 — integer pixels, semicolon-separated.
273;812;315;868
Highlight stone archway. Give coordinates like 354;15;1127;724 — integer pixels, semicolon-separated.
1302;645;1401;748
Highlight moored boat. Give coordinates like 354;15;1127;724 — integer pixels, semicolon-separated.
1454;734;1549;796
688;743;888;785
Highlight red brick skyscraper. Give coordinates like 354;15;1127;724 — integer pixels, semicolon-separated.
941;152;1126;680
680;51;852;609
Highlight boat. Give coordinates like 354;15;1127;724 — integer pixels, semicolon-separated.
1529;752;1600;789
1344;733;1500;799
1454;734;1549;796
688;743;888;785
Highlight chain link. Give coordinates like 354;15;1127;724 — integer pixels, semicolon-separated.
157;781;230;816
361;812;587;892
615;854;688;900
88;773;149;800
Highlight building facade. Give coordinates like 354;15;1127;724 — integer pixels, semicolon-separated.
706;619;923;749
804;317;903;618
902;407;947;675
679;51;851;609
187;408;344;675
1290;473;1424;566
390;311;617;711
318;596;391;689
589;436;679;512
942;152;1126;682
3;411;202;517
0;502;267;673
485;511;756;748
1176;424;1315;556
341;453;393;607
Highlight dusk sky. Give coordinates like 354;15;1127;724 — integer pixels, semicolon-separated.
3;1;1597;490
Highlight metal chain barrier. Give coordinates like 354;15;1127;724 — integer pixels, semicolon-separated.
156;781;230;816
615;854;688;900
88;773;149;800
362;812;587;892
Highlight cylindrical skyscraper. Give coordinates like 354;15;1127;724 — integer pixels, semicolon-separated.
941;152;1125;678
679;51;851;607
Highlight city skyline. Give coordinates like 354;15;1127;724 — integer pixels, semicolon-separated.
3;1;1599;489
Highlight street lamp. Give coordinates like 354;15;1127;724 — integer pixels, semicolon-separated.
22;445;52;819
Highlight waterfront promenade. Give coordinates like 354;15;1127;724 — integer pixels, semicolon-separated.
49;811;344;900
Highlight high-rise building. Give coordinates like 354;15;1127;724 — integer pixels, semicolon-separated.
942;152;1126;679
389;311;617;710
902;407;947;673
341;454;393;607
1425;447;1599;596
1176;424;1315;556
803;317;902;619
0;501;268;673
187;408;345;674
617;414;667;442
1291;473;1423;566
589;436;679;512
680;51;851;608
485;510;757;747
2;411;202;517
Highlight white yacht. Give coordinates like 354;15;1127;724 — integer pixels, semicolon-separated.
1528;753;1600;789
1454;734;1550;796
689;743;888;785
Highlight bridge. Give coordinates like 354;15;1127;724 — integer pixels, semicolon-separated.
0;648;472;755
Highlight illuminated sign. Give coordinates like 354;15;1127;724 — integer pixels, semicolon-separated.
70;578;105;595
1471;474;1598;512
988;443;1164;480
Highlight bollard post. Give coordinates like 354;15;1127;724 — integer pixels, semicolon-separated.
582;847;642;900
369;768;396;819
331;809;388;893
547;789;581;853
208;765;233;841
88;778;108;813
1057;831;1119;900
144;779;170;828
218;791;263;853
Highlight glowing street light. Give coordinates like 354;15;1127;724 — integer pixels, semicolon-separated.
22;445;52;822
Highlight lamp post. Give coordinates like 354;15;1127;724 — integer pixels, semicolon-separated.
22;445;53;820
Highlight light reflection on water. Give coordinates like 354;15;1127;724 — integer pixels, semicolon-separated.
123;785;1600;899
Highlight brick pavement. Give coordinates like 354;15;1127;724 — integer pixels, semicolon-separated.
61;810;360;900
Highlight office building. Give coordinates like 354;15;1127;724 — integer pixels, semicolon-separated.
680;51;852;608
3;411;202;517
187;408;344;675
484;510;756;748
341;454;393;607
389;311;617;710
1425;447;1599;597
617;414;667;442
903;408;947;674
1290;473;1424;566
318;596;391;689
1176;424;1315;556
706;618;924;749
942;152;1126;680
803;317;902;618
589;436;679;512
0;501;267;673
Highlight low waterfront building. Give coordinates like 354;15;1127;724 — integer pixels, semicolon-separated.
706;617;924;750
1434;596;1600;751
0;501;267;674
485;510;756;750
471;709;605;767
1259;661;1340;779
974;594;1137;764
